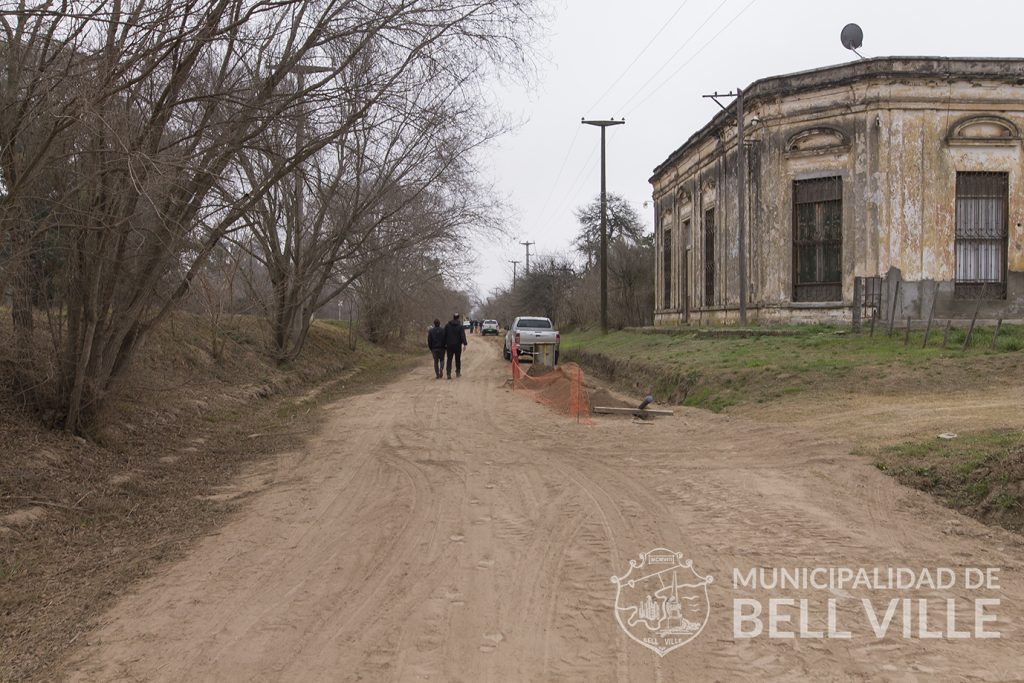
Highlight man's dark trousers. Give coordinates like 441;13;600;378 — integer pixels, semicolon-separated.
445;346;462;378
431;349;445;378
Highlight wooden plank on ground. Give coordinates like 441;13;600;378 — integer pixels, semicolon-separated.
593;406;674;416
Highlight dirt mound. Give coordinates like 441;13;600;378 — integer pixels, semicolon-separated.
587;388;633;411
513;362;590;421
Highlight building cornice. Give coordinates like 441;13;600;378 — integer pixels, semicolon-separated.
650;56;1024;183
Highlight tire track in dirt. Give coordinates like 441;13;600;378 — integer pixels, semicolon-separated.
61;337;1024;681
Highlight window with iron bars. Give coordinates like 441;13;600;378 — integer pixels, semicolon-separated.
955;172;1008;299
663;229;672;309
703;209;715;307
793;177;842;302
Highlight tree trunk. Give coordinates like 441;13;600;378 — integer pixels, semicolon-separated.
10;244;35;377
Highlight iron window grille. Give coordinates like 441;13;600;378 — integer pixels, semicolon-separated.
703;208;715;307
663;229;672;309
955;172;1008;300
793;177;843;302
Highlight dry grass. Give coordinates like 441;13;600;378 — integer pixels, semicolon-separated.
0;313;415;682
871;430;1024;533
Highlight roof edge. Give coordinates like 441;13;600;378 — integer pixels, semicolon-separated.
650;56;1024;183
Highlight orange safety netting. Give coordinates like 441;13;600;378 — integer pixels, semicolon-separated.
511;353;591;423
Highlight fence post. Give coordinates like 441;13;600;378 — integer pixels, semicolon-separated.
888;280;901;337
852;276;862;333
941;320;952;348
991;319;1003;351
962;300;981;351
903;317;912;346
922;282;937;348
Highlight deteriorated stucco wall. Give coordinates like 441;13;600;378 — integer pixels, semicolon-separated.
651;58;1024;325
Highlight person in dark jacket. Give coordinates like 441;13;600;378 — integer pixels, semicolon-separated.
427;319;446;379
443;313;468;378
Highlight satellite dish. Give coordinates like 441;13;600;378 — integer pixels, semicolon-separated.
840;23;864;57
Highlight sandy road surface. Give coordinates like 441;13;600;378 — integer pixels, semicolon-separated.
64;338;1024;681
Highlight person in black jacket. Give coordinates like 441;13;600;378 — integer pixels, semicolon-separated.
427;319;446;379
443;313;468;378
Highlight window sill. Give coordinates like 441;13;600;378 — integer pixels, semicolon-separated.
787;301;845;308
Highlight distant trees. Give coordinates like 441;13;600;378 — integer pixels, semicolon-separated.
572;193;646;269
487;193;653;330
0;0;539;432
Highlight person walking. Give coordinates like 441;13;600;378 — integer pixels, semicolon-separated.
427;319;446;379
444;313;468;379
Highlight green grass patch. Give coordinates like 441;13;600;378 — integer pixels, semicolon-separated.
561;324;1024;410
870;429;1024;532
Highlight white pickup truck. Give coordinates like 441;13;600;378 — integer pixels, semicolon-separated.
503;316;560;363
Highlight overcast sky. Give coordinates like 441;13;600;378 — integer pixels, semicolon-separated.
466;0;1024;304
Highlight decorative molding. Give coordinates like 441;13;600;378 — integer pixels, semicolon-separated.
946;115;1020;146
785;126;849;157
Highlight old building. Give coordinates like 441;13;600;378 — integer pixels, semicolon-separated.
651;57;1024;326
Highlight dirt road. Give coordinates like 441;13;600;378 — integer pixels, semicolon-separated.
63;338;1024;681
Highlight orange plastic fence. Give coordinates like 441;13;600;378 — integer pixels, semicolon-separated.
511;359;591;423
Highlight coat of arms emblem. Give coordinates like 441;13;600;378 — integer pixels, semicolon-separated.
611;548;713;656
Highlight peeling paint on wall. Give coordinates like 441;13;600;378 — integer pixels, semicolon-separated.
651;58;1024;325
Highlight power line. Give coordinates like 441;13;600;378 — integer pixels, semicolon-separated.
533;139;599;236
614;0;733;114
546;144;600;227
532;125;581;233
627;0;760;115
584;0;693;114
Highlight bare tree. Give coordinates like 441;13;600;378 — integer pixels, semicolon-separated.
573;192;646;270
510;254;575;323
191;239;251;360
231;73;504;362
0;0;539;431
608;235;654;327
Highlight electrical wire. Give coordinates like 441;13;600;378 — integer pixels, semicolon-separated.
531;124;581;236
584;0;693;115
544;123;626;233
614;0;733;114
536;142;598;236
625;0;760;116
525;1;729;245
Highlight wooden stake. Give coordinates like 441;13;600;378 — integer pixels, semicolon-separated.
888;280;901;337
922;282;937;348
852;276;862;333
962;299;981;351
991;318;1003;351
941;320;952;348
903;317;912;346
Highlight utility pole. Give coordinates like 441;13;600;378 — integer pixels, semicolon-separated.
736;87;747;326
289;64;334;253
581;117;625;334
520;240;535;274
702;89;747;325
509;260;520;288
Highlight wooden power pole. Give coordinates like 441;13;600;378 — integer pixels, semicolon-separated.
702;89;748;325
581;117;625;334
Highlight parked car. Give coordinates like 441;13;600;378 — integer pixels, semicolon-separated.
481;319;500;336
503;316;559;363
